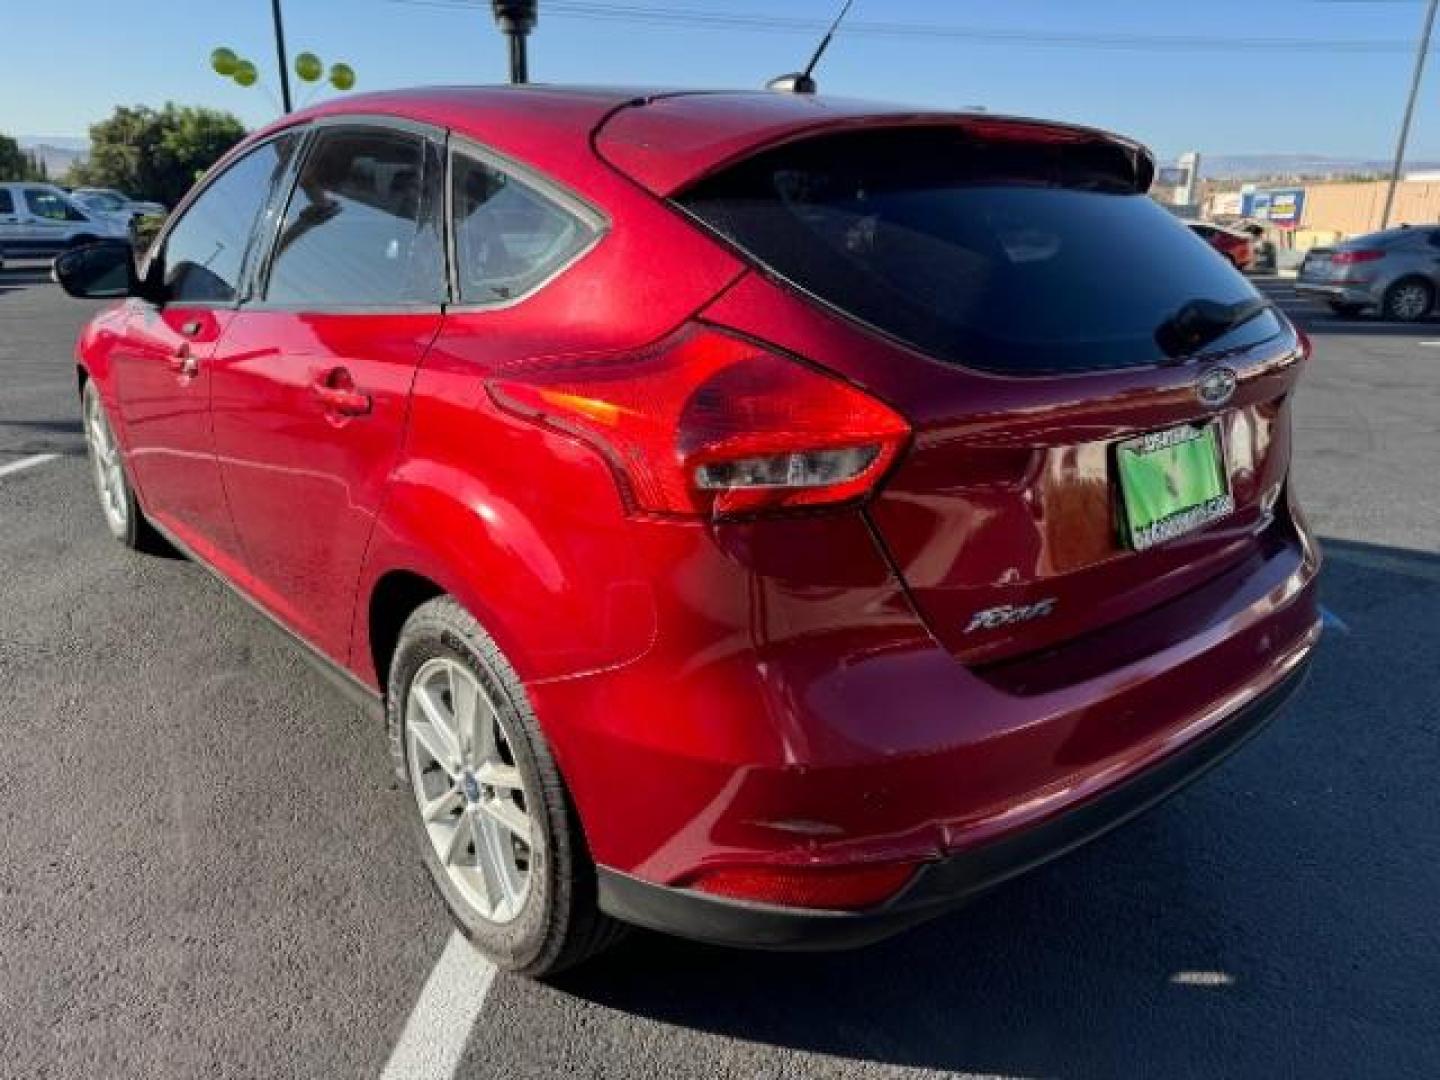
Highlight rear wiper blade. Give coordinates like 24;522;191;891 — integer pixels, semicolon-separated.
1155;297;1272;360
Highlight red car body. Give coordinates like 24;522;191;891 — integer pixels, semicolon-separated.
74;88;1319;948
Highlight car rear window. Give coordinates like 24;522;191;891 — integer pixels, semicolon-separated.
678;127;1274;374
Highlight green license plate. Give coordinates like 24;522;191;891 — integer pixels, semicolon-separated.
1116;423;1234;551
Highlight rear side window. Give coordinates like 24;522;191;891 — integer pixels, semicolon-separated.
451;150;599;304
0;189;13;214
266;128;444;307
679;128;1270;374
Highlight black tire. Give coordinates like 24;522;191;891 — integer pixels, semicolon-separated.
1328;301;1366;318
80;379;166;553
1381;277;1434;322
387;596;624;976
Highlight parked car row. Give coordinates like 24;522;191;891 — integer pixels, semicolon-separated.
69;187;167;222
0;182;134;258
1296;224;1440;321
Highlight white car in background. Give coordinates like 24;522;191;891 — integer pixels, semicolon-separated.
0;183;130;258
70;187;166;221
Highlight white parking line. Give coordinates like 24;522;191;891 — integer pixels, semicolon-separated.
379;932;497;1080
0;453;59;479
1419;340;1440;347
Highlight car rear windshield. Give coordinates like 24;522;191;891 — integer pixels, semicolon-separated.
678;127;1275;374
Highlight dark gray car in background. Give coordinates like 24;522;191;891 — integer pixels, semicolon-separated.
1297;225;1440;321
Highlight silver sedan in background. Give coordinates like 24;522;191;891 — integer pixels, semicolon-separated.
1297;225;1440;321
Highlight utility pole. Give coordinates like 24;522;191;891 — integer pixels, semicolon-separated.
1382;0;1438;228
492;1;538;84
271;0;294;113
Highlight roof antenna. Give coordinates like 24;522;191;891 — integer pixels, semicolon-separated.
766;0;856;94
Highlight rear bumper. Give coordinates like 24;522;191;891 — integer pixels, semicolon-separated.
1295;281;1375;306
598;653;1313;949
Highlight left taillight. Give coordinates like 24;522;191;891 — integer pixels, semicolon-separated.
488;323;910;519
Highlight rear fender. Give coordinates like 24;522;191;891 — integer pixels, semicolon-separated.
349;449;658;693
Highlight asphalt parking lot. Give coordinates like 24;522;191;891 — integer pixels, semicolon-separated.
1;262;1436;1080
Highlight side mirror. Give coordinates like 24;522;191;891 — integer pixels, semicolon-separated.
52;241;141;300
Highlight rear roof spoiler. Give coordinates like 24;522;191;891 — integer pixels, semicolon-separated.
594;93;1155;197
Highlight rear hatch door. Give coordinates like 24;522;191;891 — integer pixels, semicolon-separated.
680;122;1307;665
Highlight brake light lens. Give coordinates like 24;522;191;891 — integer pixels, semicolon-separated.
488;324;910;518
685;861;917;910
1330;249;1384;265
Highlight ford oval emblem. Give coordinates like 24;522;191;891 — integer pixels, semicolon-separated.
1196;366;1238;408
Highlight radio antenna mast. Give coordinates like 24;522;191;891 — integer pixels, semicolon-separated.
766;0;857;94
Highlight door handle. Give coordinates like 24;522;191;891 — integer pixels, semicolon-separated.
311;368;372;418
168;342;198;377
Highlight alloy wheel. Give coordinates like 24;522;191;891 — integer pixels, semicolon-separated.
405;656;535;925
84;387;129;535
1390;283;1431;321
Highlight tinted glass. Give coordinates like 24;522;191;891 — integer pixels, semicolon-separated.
162;134;298;304
86;192;127;211
266;128;443;307
452;151;597;304
0;190;13;214
25;189;87;222
680;128;1268;374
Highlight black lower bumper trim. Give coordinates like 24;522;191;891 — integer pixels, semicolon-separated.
597;656;1312;950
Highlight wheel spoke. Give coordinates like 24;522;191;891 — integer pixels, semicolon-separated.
470;811;511;914
443;808;473;866
450;669;481;761
411;719;459;777
412;686;460;772
479;795;532;848
420;784;463;824
476;760;522;791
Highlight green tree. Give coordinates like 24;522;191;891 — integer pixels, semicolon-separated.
0;133;48;181
66;104;246;206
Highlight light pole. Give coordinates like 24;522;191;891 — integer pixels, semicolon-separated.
271;0;294;113
492;1;537;84
1381;0;1438;228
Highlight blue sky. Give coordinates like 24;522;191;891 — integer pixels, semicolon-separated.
4;0;1439;163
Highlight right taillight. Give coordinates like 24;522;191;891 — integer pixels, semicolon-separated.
1330;249;1384;265
488;323;910;519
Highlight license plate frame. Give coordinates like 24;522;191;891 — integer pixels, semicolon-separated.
1115;422;1234;552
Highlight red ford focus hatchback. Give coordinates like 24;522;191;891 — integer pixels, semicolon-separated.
58;87;1321;975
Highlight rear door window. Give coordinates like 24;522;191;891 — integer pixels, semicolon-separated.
0;189;13;214
679;127;1272;374
264;127;445;308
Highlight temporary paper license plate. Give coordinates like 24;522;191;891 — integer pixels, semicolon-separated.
1116;424;1234;551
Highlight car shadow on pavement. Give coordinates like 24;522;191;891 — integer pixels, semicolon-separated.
546;538;1439;1079
0;418;86;458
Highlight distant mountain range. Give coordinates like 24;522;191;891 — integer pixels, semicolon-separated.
1196;154;1440;179
17;137;89;179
